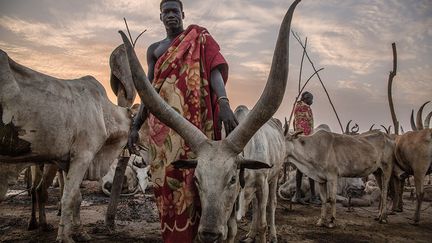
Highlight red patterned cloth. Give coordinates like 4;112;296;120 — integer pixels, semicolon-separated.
144;25;228;243
293;100;313;135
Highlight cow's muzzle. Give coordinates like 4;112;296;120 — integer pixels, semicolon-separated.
198;229;222;243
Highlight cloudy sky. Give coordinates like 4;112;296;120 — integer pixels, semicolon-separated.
1;0;431;133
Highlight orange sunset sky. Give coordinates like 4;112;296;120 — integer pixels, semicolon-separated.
1;0;431;133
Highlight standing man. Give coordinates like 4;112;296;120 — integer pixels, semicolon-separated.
128;0;238;242
291;91;320;205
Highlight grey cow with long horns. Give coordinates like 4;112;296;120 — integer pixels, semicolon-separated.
119;0;301;242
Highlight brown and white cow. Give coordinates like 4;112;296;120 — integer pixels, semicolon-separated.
394;129;432;225
285;130;394;228
120;1;301;241
234;106;286;243
0;49;131;242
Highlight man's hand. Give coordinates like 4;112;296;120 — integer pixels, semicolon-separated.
128;128;140;155
217;99;238;135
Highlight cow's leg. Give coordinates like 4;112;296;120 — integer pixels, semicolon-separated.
328;179;337;228
57;170;65;216
317;182;327;227
242;197;258;243
38;164;58;232
267;178;278;243
390;175;403;213
255;177;269;243
377;166;392;223
56;153;92;243
28;165;41;230
412;172;425;225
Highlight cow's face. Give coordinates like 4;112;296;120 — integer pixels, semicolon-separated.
173;141;270;242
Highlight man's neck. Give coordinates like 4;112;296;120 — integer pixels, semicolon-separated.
166;26;184;41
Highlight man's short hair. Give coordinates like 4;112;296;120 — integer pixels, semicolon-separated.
160;0;183;11
301;91;312;99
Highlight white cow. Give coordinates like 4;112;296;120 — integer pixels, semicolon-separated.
234;106;286;243
0;49;131;242
101;154;150;196
120;1;301;242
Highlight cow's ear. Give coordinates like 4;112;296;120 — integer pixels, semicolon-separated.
238;160;273;170
172;160;198;169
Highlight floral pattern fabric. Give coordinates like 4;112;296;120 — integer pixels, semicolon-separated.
293;100;314;135
144;25;228;243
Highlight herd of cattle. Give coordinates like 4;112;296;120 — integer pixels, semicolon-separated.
1;1;431;242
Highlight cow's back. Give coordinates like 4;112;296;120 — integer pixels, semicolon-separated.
0;50;129;160
234;105;285;173
395;129;432;173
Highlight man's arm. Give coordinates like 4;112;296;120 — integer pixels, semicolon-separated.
210;67;238;135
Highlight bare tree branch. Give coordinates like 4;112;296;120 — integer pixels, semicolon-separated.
387;43;399;134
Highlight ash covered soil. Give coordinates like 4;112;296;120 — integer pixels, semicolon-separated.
1;179;432;243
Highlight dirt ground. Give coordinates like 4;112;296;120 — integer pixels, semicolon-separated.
1;178;432;243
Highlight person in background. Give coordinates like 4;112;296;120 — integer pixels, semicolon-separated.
291;91;321;205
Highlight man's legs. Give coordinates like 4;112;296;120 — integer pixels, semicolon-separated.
291;169;305;204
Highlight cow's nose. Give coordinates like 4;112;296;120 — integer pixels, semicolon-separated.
199;230;222;242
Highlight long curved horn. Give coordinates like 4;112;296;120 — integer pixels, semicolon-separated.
425;111;432;129
119;32;207;152
410;109;417;131
226;0;301;153
345;120;352;134
416;101;430;130
369;124;375;131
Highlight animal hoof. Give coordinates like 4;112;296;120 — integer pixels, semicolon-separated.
269;236;278;243
379;219;388;224
316;219;325;227
239;236;255;243
409;221;419;226
55;236;76;243
327;222;336;229
41;223;55;232
27;221;38;231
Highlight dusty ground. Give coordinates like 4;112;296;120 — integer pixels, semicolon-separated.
1;178;432;243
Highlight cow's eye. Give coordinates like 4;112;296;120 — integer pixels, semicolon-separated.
229;175;236;185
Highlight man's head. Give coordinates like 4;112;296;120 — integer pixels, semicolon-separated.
160;0;184;30
301;91;313;106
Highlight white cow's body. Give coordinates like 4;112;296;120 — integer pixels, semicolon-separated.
0;49;131;242
235;106;285;243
